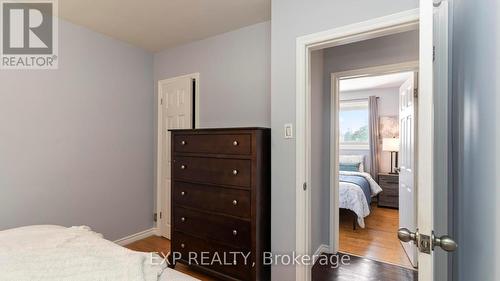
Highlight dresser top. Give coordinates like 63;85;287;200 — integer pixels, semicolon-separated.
169;127;270;132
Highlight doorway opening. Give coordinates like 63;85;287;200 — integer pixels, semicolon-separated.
333;67;418;270
296;3;451;281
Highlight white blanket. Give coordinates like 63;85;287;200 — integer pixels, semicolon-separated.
339;171;383;228
0;225;197;281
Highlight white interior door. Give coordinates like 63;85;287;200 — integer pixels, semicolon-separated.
399;73;418;267
159;76;193;239
413;1;451;280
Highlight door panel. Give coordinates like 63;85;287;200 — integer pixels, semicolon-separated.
399;73;418;267
159;76;193;238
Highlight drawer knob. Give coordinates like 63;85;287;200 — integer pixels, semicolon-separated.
181;217;186;222
180;140;186;145
181;191;186;196
232;230;238;236
232;169;238;175
232;140;239;146
232;200;238;206
180;243;185;249
180;164;186;170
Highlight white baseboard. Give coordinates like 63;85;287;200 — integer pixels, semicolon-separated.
114;227;159;246
313;244;331;263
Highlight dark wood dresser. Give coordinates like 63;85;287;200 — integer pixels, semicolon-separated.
377;173;399;209
169;128;270;281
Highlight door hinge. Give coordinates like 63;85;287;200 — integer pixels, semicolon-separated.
433;45;436;62
153;212;162;222
414;88;418;98
303;182;307;190
160;98;163;105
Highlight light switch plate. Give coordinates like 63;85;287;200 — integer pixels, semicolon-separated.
284;123;293;139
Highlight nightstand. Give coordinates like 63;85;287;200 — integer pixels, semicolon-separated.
378;173;399;208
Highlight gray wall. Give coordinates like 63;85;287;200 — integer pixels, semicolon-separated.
154;21;271;128
271;1;418;279
340;87;400;174
451;0;500;280
0;20;154;241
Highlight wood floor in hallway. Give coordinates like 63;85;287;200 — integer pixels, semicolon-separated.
339;203;414;269
312;252;417;281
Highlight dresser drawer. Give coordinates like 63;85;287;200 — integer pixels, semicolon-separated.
174;134;252;155
381;184;399;196
378;193;399;208
173;182;251;218
173;231;251;280
173;156;251;187
174;207;251;249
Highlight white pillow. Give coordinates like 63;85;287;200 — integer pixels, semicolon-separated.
339;155;365;172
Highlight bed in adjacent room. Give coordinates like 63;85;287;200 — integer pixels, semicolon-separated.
339;155;382;228
0;225;199;281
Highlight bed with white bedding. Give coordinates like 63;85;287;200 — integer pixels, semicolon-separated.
0;225;199;281
339;155;382;228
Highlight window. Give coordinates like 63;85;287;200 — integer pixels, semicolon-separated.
339;100;369;149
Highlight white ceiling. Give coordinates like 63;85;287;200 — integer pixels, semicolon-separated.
339;72;413;92
59;0;271;52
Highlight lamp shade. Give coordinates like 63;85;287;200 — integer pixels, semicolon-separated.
382;138;399;152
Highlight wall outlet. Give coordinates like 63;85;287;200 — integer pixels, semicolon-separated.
284;123;293;139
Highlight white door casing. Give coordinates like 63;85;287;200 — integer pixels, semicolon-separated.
399;73;418;267
157;74;196;239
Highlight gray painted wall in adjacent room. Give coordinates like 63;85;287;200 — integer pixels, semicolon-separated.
451;0;500;280
310;50;329;253
0;20;154;241
271;1;418;279
154;21;271;128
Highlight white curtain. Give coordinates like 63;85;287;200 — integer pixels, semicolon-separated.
368;96;380;178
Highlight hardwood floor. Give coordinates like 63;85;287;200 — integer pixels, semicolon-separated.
339;203;414;269
125;204;412;280
312;252;417;281
124;236;216;281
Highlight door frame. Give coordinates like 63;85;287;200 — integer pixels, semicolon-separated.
156;73;200;238
329;61;419;256
294;9;420;281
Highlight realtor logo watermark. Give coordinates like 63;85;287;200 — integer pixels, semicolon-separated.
1;0;58;69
